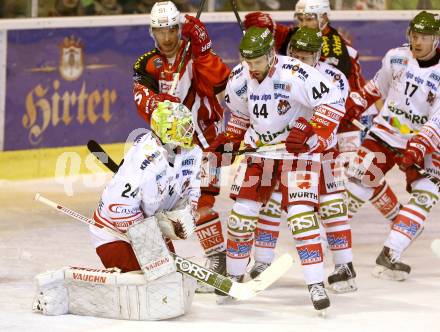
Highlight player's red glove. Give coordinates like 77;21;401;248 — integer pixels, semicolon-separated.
145;93;180;113
286;117;315;154
182;14;212;58
243;11;274;33
206;133;241;167
396;136;429;171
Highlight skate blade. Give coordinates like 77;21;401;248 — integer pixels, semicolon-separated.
216;295;236;305
317;308;328;317
328;279;357;293
372;265;408;281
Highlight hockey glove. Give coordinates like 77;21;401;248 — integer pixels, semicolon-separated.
206;132;241;167
243;12;274;33
286;117;315;154
145;92;180;115
182;14;212;58
396;136;429;171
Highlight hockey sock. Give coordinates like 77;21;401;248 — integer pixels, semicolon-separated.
385;178;439;254
226;199;262;276
319;193;353;265
287;204;324;284
254;192;282;264
370;181;401;222
345;179;375;220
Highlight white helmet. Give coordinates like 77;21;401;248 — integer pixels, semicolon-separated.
294;0;306;22
150;1;180;28
295;0;306;12
303;0;330;30
304;0;330;15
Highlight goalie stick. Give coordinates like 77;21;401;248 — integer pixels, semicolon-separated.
34;193;293;300
352;119;440;188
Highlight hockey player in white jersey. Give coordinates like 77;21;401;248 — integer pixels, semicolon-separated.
248;27;357;293
345;11;440;280
33;101;202;320
91;101;201;272
208;27;346;311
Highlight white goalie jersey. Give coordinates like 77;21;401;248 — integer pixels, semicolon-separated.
369;46;440;150
90;131;202;247
225;55;345;156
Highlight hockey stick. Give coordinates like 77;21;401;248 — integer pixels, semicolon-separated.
35;193;293;300
87;140;120;173
230;0;245;35
352;119;440;188
232;143;286;156
168;0;208;95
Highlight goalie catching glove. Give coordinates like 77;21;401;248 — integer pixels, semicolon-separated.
156;204;197;240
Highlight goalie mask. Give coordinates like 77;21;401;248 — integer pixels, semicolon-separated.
407;11;440;61
288;27;323;67
151;101;195;149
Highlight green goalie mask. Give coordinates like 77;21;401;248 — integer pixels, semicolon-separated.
151;101;194;149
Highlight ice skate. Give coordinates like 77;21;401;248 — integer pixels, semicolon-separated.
249;261;271;279
216;274;244;304
327;262;357;293
372;247;411;281
308;282;330;314
196;250;226;293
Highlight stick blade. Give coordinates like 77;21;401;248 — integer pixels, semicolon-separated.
229;253;294;300
431;239;440;258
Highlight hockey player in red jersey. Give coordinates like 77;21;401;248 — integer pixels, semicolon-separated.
131;1;231;287
345;11;440;280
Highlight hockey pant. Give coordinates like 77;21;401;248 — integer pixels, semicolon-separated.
346;138;440;255
226;156;325;284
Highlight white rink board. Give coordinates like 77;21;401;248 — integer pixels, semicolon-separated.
1;165;440;332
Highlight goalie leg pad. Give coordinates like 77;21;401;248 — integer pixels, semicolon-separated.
34;267;196;320
127;216;176;281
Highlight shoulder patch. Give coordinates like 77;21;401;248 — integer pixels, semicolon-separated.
133;49;159;72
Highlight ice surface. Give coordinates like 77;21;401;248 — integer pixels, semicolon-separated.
1;166;440;332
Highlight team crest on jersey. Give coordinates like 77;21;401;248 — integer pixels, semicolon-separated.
427;91;436;106
277;99;291;115
59;36;84;81
153;57;163;68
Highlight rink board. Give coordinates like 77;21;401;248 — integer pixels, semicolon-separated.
0;11;417;179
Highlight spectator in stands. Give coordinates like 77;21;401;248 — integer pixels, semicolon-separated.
92;0;123;14
386;0;440;9
121;0;195;13
39;0;85;16
1;0;28;18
